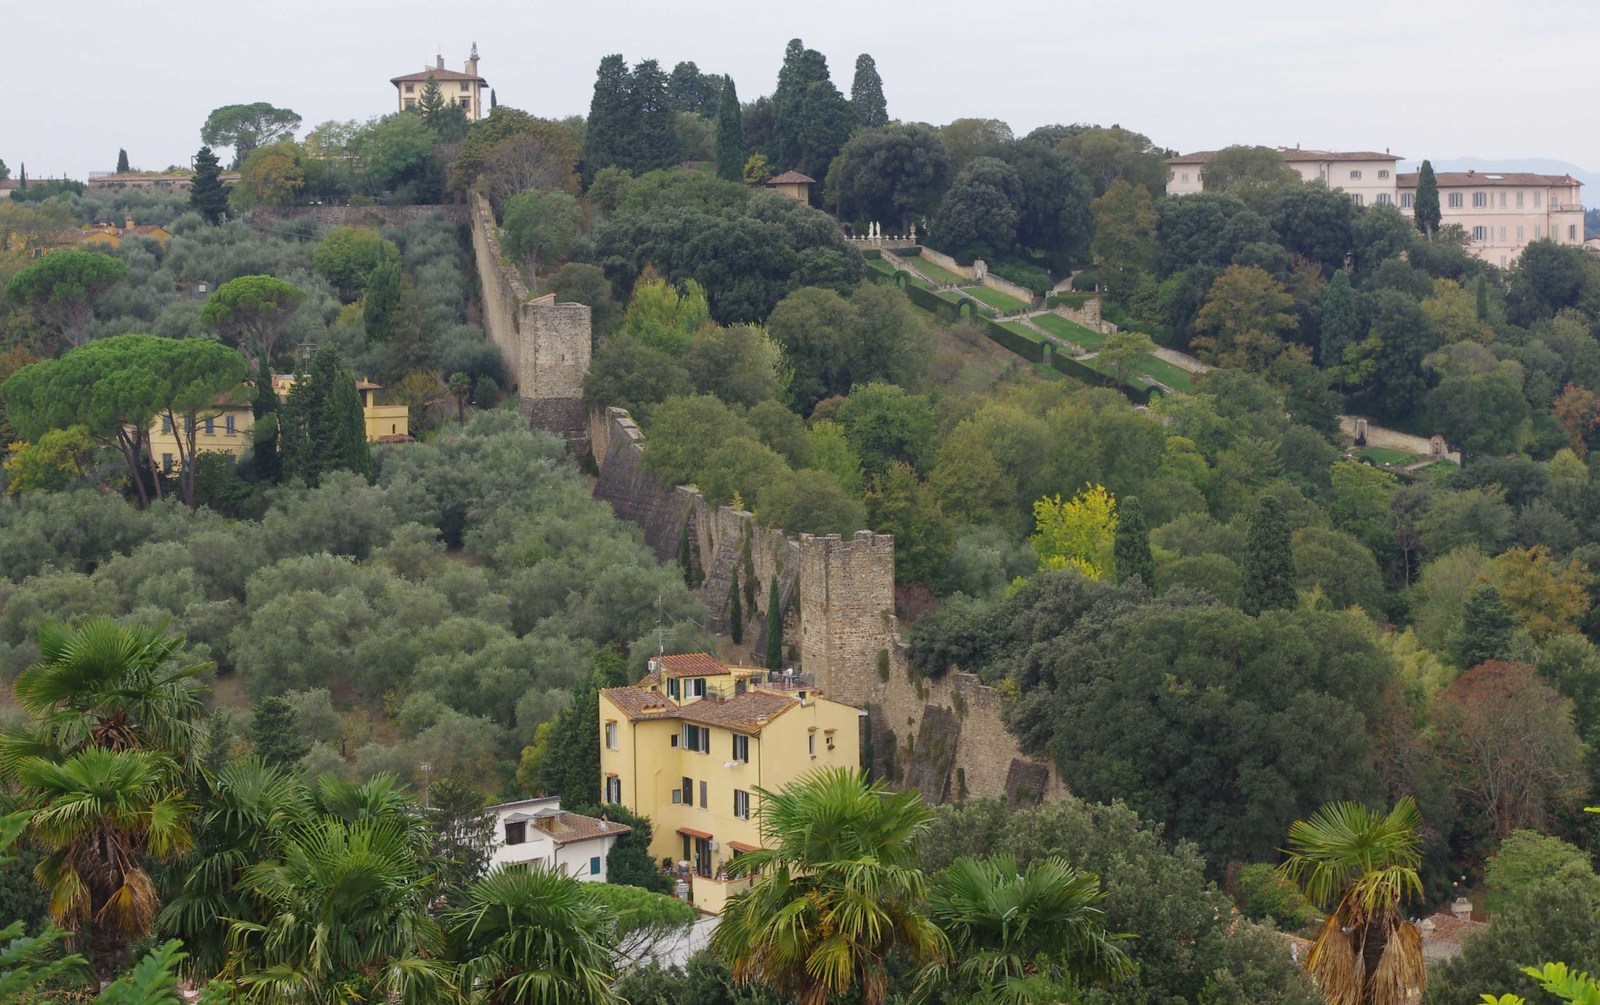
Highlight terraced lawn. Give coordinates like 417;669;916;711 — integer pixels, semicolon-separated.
1133;355;1195;393
964;285;1031;313
908;256;972;286
865;258;897;278
999;321;1043;341
1031;313;1107;351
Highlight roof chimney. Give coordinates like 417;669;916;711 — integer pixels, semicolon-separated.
467;42;479;77
436;53;444;70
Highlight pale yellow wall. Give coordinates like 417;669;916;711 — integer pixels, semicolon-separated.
771;182;810;202
396;75;485;121
1399;180;1585;264
365;402;409;440
599;688;862;895
147;406;253;472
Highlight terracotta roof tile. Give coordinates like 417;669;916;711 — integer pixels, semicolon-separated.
602;684;799;734
602;686;679;720
1396;171;1581;188
1167;148;1400;165
653;653;730;679
536;810;631;845
768;170;815;185
392;67;485;84
679;691;796;733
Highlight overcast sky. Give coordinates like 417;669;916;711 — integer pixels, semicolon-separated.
8;0;1598;182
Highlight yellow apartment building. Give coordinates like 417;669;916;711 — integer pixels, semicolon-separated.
598;653;863;914
147;376;410;473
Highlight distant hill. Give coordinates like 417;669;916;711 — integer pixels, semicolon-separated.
1400;156;1600;194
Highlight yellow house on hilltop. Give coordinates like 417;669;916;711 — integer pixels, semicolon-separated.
147;375;410;473
598;652;862;914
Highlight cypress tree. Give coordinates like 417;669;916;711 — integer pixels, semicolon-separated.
19;164;26;189
489;89;497;110
250;696;309;768
1114;495;1155;587
324;363;373;482
630;59;682;174
1242;494;1296;615
190;146;229;225
281;346;371;485
729;568;743;644
1454;582;1516;670
764;578;783;670
1475;275;1490;321
1318;270;1361;378
116;148;130;174
583;54;635;182
850;54;889;128
250;356;282;482
362;260;402;342
1414;160;1441;238
714;75;744;182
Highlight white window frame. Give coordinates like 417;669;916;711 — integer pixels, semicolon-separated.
734;789;750;819
605;722;618;750
1400;193;1413;209
1350;169;1363;180
1378;169;1390;179
732;734;749;763
1472;192;1488;208
1448;192;1463;208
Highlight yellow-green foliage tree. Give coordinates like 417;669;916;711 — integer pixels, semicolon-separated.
1489;546;1593;640
622;274;711;356
4;425;93;495
1030;485;1118;579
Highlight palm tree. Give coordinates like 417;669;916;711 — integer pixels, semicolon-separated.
1279;798;1426;1005
19;747;194;981
919;855;1133;1005
0;618;209;774
158;758;312;976
710;767;947;1005
226;815;450;1003
447;867;619;1005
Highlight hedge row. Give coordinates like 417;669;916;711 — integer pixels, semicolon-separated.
981;318;1046;363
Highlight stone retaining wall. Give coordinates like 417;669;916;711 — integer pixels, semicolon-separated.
247;204;469;229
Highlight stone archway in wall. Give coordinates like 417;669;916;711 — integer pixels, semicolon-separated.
958;301;973;319
895;271;909;290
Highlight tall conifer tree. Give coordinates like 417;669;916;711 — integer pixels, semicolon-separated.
189;146;229;225
1414;160;1441;238
583;54;635;182
1454;582;1516;669
850;54;888;128
715;76;744;182
116;148;130;174
764;579;784;670
1242;494;1296;615
1114;495;1155;587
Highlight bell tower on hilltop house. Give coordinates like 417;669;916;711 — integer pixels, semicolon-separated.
391;43;488;121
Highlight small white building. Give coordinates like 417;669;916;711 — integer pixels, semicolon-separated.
486;797;631;882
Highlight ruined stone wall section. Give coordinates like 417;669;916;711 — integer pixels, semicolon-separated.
870;645;1067;806
586;408;1065;805
469;194;591;437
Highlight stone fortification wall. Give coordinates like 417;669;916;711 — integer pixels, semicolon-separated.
588;406;1062;806
870;655;1065;806
248;204;469;229
468;194;590;438
1052;299;1118;336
